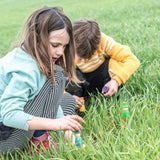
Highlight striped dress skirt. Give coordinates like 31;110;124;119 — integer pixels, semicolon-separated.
0;65;76;154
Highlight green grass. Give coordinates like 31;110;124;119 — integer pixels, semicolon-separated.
0;0;160;159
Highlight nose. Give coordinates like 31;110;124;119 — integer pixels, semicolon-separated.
56;46;64;56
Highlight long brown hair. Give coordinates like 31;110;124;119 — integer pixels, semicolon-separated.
73;19;101;59
21;6;78;84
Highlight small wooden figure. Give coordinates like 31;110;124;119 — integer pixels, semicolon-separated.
74;120;85;148
75;131;84;147
79;97;85;112
122;102;130;123
102;86;109;93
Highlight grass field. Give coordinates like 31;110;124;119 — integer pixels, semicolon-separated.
0;0;160;159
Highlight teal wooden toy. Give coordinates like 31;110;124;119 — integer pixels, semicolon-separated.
75;131;84;147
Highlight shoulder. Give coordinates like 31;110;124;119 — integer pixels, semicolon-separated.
101;32;114;44
2;48;40;74
99;32;116;52
99;32;110;47
1;48;46;87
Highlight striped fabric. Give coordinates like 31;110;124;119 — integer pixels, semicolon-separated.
75;32;140;86
0;65;76;154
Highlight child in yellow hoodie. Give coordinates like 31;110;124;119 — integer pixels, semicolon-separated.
65;19;140;108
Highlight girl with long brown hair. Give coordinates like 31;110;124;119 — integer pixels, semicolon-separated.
0;6;84;154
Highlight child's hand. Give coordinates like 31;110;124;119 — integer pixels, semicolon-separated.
72;95;84;109
55;115;84;132
102;79;118;97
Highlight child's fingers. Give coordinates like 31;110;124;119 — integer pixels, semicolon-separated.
104;87;117;97
70;122;82;132
64;115;85;132
76;105;81;109
78;100;84;106
66;125;80;132
76;102;83;108
66;116;83;131
73;96;84;108
104;89;113;97
102;86;109;94
104;89;111;96
71;115;85;123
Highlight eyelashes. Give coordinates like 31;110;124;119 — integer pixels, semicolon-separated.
51;43;67;49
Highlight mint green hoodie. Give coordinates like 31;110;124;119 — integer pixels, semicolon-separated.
0;48;46;130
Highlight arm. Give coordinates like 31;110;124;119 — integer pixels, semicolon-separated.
1;68;45;130
102;33;140;86
108;43;140;86
100;33;140;97
27;115;84;132
1;72;84;132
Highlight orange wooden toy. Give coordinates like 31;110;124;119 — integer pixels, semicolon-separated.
79;97;85;112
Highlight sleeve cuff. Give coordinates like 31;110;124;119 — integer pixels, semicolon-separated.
111;76;122;86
